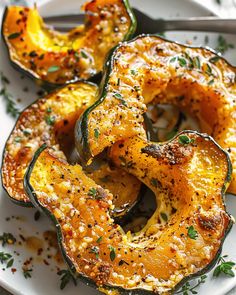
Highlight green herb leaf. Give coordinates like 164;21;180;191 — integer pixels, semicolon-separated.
109;246;116;261
113;92;127;106
187;225;198;240
131;69;137;76
14;136;22;143
213;256;235;278
193;56;201;69
57;269;77;290
94;128;100;139
160;212;168;222
90;246;99;259
205;64;213;76
150;178;159;188
208;79;214;86
0;233;16;246
176;275;207;294
23;129;32;136
209;56;220;64
23;268;32;279
88;187;97;198
47;65;60;73
97;236;103;244
0;72;19;118
178;57;187;67
178;135;194;145
7;258;14;268
215;35;234;54
0;252;13;265
45;115;56;126
8;32;21;39
81;50;89;59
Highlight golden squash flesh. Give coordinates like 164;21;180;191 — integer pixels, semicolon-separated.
2;0;136;85
76;35;236;194
25;131;232;294
2;81;140;213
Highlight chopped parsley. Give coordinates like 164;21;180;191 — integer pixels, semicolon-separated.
14;136;22;143
187;225;198;240
160;212;168;222
215;35;234;54
45;115;56;126
90;246;99;259
0;232;16;246
81;50;89;59
0;252;14;268
113;92;127;106
213;256;235;278
57;269;77;290
94;128;100;139
97;236;103;244
8;32;21;39
0;72;19;118
178;135;194;145
131;69;137;76
209;56;220;64
109;246;116;261
23;268;33;279
88;188;97;198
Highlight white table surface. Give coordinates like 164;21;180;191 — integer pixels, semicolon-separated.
0;0;236;294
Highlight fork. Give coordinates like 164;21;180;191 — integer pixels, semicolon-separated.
43;8;236;34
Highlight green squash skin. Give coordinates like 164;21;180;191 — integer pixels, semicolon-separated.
0;80;98;207
75;34;234;164
24;131;234;295
1;1;137;90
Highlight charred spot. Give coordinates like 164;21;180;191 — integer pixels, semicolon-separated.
142;142;191;165
92;262;111;286
198;214;221;231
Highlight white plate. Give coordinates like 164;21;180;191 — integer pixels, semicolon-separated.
0;1;236;295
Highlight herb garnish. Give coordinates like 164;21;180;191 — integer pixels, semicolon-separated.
90;246;99;259
45;115;56;126
97;236;103;244
81;50;89;59
178;135;194;145
0;233;16;246
209;56;220;64
57;269;77;290
94;128;100;139
131;69;137;76
0;252;14;268
150;178;159;188
47;65;60;73
215;35;234;54
160;212;168;222
8;32;21;39
109;246;116;261
0;72;19;118
187;225;198;240
213;255;235;278
113;92;127;106
176;275;207;294
88;188;97;198
23;268;33;279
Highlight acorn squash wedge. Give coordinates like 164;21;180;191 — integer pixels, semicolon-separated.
1;81;140;216
76;35;236;194
2;0;136;86
24;131;232;294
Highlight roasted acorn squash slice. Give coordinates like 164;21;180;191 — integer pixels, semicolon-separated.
76;35;236;194
1;81;140;215
25;131;232;294
2;0;136;86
